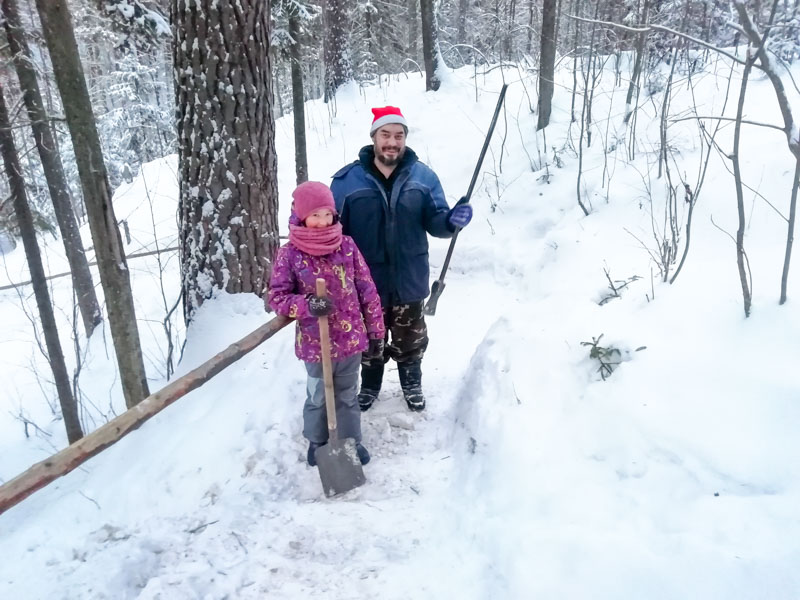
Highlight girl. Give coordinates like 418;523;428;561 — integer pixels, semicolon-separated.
268;181;385;467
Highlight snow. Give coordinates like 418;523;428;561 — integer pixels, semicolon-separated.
2;57;800;598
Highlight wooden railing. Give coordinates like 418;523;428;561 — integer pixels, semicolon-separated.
0;314;292;516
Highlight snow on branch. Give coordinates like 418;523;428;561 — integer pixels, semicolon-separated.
98;0;171;41
733;0;800;156
566;14;748;66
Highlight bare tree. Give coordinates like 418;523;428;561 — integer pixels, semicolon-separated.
289;8;308;185
457;0;468;45
172;0;279;321
323;0;351;100
731;51;755;317
733;0;799;304
623;0;650;125
410;0;420;60
420;0;441;91
34;0;150;408
3;0;102;338
537;0;557;130
0;80;83;444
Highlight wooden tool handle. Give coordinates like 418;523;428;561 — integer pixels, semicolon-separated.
315;278;338;439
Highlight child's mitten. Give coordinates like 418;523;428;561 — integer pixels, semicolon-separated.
363;338;385;360
308;295;333;316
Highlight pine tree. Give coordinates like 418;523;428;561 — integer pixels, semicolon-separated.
173;0;279;321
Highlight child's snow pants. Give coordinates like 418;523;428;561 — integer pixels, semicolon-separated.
303;352;361;444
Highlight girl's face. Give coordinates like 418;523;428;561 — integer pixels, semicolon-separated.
305;208;334;228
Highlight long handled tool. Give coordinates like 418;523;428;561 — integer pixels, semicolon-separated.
313;278;366;497
425;83;509;316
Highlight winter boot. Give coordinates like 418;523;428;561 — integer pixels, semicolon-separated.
358;361;384;412
307;441;327;467
398;360;425;412
355;443;371;465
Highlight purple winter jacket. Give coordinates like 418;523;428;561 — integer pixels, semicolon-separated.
268;235;385;363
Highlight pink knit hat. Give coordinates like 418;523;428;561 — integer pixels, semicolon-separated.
292;181;336;221
370;106;408;135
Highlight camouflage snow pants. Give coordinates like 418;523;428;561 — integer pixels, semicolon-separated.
360;301;428;391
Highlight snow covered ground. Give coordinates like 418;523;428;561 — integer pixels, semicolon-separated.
1;57;799;598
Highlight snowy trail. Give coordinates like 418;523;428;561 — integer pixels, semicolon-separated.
0;257;516;599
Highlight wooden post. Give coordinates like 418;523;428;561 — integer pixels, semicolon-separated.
0;315;291;516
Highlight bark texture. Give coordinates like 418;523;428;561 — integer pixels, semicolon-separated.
172;0;279;320
323;0;352;101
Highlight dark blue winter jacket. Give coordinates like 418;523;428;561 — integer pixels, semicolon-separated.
331;146;454;306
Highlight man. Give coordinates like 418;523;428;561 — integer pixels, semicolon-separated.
330;106;473;412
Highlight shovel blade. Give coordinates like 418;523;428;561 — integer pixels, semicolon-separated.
315;438;366;497
425;280;445;316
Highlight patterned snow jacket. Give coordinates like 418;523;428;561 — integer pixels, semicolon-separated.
330;146;454;307
268;235;385;363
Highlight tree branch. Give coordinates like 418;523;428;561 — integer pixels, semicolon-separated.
567;14;747;66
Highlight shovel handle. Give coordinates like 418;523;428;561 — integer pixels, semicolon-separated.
315;278;338;440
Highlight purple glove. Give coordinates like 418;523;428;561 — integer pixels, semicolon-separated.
447;203;473;229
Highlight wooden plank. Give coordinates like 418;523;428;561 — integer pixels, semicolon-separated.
0;314;292;515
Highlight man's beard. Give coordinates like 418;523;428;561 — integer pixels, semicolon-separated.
375;145;405;167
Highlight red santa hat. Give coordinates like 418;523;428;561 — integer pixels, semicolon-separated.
370;106;408;136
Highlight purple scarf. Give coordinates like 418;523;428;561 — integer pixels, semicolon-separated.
289;222;343;256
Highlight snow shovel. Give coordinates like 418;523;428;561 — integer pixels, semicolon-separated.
425;83;508;316
313;278;366;497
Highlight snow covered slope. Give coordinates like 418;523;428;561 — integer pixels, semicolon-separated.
1;59;799;598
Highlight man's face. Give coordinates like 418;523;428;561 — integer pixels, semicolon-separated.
372;124;406;167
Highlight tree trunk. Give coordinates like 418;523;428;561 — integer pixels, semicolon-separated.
732;55;754;318
420;0;441;91
537;0;557;130
289;11;308;185
780;158;799;304
624;0;650;124
457;0;468;45
34;0;150;408
569;0;581;123
527;0;535;55
409;0;419;62
323;0;352;101
0;81;84;444
173;0;279;321
3;0;102;338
